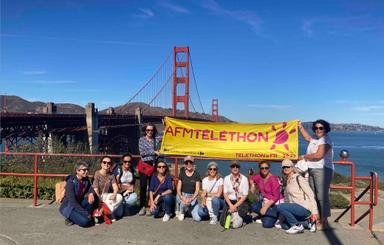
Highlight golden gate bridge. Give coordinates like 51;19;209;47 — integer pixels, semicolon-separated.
0;47;220;154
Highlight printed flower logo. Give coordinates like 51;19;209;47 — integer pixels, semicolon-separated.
270;122;296;151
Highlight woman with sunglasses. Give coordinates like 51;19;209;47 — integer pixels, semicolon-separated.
276;159;318;234
298;119;333;230
148;160;175;222
116;153;137;215
197;161;224;225
176;156;201;221
92;156;123;224
220;161;250;229
249;161;284;228
138;123;162;216
59;161;96;227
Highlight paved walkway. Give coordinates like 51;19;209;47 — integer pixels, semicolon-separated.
0;199;382;245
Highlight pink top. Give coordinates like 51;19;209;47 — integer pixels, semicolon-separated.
250;174;283;202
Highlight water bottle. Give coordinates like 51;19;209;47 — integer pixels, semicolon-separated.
224;214;231;229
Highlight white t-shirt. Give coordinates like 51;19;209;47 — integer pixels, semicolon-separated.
120;169;134;184
306;135;334;169
223;174;249;201
202;177;223;193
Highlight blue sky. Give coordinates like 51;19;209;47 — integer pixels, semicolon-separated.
1;0;384;127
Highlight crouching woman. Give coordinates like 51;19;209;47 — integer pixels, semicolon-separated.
277;159;318;234
59;161;96;227
148;161;175;222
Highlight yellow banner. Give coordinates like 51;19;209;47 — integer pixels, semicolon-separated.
160;117;299;160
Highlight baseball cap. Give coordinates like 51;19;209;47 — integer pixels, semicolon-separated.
282;159;294;167
183;155;195;163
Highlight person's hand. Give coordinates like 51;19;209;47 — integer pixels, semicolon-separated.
260;205;268;216
298;121;303;130
88;193;94;204
154;151;160;156
154;195;160;205
310;214;318;222
229;204;237;213
123;190;130;197
109;194;116;201
201;200;206;208
149;203;156;213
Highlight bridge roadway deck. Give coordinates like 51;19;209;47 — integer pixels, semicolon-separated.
0;199;382;245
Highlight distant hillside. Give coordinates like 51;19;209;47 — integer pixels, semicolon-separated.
2;95;383;130
100;102;232;122
301;122;383;132
0;95;232;122
0;95;84;114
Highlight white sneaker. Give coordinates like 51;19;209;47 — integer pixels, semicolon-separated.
308;221;316;233
274;220;282;229
178;213;185;221
162;214;171;222
138;207;146;216
209;216;218;225
255;218;262;224
286;224;304;234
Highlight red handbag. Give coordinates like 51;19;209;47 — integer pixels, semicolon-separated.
137;159;154;176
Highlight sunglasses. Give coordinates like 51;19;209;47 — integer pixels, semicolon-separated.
123;160;131;164
208;168;217;171
78;168;88;172
313;126;324;131
185;161;194;165
282;166;291;169
231;165;240;169
157;165;167;169
102;161;112;165
260;167;269;170
146;129;154;132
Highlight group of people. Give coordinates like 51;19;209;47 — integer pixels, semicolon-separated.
59;119;334;234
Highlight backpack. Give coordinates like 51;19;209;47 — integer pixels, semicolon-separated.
55;181;66;203
295;175;309;201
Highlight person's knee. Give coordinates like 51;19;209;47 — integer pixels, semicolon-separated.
163;194;174;203
76;216;91;227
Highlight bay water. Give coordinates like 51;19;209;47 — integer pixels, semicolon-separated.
188;131;384;178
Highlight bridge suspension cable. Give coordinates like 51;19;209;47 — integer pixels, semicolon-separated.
189;52;205;114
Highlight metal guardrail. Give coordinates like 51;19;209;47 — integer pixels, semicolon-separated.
0;152;379;234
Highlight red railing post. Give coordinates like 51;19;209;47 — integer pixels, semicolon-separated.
33;154;39;207
350;162;355;226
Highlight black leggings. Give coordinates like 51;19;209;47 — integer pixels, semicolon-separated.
139;172;152;208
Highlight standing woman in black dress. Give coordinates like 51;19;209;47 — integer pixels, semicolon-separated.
138;123;162;215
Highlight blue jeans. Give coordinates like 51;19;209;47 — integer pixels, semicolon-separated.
251;200;279;228
276;203;311;229
198;197;224;219
68;198;94;227
152;194;175;217
176;192;201;221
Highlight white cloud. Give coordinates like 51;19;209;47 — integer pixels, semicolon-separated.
159;0;189;14
247;104;292;109
354;105;384;112
301;16;384;37
17;80;78;84
1;33;160;46
19;70;47;75
138;8;154;18
201;0;262;32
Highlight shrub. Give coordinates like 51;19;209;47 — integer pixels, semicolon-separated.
329;192;350;209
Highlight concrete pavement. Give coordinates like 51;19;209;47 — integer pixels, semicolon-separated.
0;198;382;245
